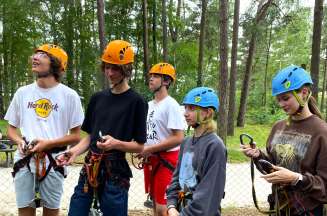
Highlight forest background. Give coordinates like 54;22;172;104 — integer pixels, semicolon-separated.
0;0;326;162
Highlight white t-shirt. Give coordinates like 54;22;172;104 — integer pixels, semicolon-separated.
146;96;185;151
5;82;84;142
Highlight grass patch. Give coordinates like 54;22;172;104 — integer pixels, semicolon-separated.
0;120;7;135
226;124;272;163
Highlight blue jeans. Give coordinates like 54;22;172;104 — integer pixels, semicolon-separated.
68;172;129;216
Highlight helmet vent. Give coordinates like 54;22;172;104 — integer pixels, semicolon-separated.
292;67;298;71
202;91;207;94
281;79;287;84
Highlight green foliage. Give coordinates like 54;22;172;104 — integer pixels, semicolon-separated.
170;41;199;103
246;107;286;125
246;86;286;124
0;120;7;135
0;0;323;151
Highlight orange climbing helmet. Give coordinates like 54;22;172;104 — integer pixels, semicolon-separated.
101;40;134;65
35;44;68;71
149;62;176;81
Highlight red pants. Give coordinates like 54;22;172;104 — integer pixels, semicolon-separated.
143;150;179;205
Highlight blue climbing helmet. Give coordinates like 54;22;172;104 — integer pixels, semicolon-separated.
183;87;219;111
272;65;313;96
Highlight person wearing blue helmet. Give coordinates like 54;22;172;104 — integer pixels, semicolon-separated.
241;65;327;215
166;87;227;216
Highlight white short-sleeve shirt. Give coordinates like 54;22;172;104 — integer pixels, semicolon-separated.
5;82;84;141
146;96;185;151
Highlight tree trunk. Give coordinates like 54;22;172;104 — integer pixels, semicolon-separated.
0;3;5;118
97;0;106;53
63;1;75;88
310;0;323;99
263;22;273;106
197;0;207;87
152;0;158;64
162;0;168;61
2;2;10;111
143;0;149;83
218;0;229;143
133;17;142;85
227;0;240;136
168;0;174;42
236;0;273;127
0;46;3;119
176;0;182;41
47;2;59;44
321;47;327;112
168;0;181;43
97;0;107;89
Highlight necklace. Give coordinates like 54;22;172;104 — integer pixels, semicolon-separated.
191;129;209;146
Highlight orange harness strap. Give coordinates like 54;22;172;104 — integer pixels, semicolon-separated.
35;152;47;180
177;188;193;212
83;152;104;193
178;191;185;201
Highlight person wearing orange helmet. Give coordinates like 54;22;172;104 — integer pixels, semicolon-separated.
4;44;84;216
140;63;184;216
57;40;148;216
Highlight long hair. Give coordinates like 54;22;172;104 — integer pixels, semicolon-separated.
308;96;322;119
297;85;322;119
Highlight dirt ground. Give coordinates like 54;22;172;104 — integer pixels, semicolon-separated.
128;209;152;216
222;207;264;216
127;208;263;216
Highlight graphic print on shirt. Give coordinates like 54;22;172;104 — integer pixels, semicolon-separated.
179;152;197;190
147;110;159;141
270;130;311;172
27;98;59;118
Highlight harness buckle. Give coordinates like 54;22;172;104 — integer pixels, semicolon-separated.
177;186;193;211
22;137;38;154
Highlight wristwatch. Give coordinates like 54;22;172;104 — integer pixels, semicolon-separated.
167;204;176;210
292;173;303;186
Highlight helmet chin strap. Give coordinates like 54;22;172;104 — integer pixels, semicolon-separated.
36;71;51;79
291;90;312;116
190;109;212;128
110;77;125;90
153;84;162;94
152;76;167;94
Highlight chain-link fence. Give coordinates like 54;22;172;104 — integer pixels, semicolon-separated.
0;152;271;215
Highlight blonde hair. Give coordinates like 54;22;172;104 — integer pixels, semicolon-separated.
201;108;217;133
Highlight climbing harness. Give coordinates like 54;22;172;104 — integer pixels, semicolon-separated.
12;138;66;208
22;137;37;153
83;131;128;215
83;131;105;216
138;151;176;208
